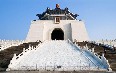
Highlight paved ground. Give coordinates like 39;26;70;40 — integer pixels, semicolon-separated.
0;71;114;73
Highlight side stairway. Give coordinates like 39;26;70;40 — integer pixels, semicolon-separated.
0;41;41;71
7;40;112;71
77;41;116;71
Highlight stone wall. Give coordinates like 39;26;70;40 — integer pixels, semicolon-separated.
26;20;89;42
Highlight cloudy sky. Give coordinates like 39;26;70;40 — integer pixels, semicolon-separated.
0;0;116;40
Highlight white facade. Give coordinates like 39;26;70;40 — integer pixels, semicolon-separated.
26;20;89;42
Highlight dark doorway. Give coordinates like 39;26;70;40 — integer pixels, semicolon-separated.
51;28;64;40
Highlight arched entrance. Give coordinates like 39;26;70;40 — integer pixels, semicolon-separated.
51;28;64;40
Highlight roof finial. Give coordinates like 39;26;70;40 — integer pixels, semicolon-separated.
56;4;60;8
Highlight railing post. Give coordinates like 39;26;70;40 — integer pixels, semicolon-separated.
23;48;25;52
92;48;94;53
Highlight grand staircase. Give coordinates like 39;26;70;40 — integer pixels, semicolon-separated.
7;40;111;71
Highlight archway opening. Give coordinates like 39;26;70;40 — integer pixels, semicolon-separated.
51;28;64;40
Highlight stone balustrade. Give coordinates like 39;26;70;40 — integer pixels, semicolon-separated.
82;46;112;71
96;39;116;47
0;39;27;51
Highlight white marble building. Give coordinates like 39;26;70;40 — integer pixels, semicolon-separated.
7;4;112;71
26;4;89;42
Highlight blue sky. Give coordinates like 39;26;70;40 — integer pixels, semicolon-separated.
0;0;116;40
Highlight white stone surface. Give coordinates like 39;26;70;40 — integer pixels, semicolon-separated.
0;40;26;51
7;40;110;71
26;20;89;42
96;40;116;47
